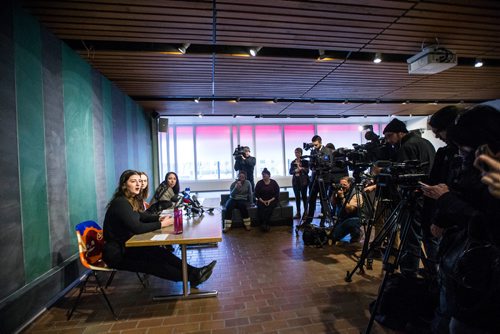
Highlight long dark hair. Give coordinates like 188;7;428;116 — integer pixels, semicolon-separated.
164;171;180;194
138;171;149;200
107;170;142;211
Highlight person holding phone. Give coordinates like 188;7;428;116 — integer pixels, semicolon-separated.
475;146;500;199
420;105;500;334
223;170;253;233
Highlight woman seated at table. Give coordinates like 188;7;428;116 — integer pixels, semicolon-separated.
148;171;180;214
255;168;280;232
103;170;216;287
138;171;150;211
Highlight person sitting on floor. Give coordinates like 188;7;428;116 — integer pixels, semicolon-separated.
223;170;253;233
102;170;216;287
255;168;280;232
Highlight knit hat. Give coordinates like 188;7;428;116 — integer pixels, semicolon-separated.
447;104;500;152
383;118;408;134
429;105;462;131
262;168;271;176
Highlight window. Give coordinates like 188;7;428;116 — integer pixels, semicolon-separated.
176;126;195;180
255;125;284;176
317;124;362;150
284;125;315;172
196;126;232;180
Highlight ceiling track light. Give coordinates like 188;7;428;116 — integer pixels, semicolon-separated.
273;98;278;103
178;43;191;54
317;49;326;60
373;52;382;63
474;58;483;68
249;46;262;57
194;97;200;103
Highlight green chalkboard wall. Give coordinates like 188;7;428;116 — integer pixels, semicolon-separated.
0;3;153;332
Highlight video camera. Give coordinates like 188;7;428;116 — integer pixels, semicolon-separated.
302;142;334;173
375;160;428;187
332;146;373;172
233;144;246;159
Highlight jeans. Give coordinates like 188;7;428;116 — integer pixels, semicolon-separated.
332;217;361;242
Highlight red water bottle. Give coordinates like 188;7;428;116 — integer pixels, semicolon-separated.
174;208;183;234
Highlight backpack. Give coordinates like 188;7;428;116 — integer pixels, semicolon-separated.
302;225;329;247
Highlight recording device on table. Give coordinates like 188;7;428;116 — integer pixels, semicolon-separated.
171;187;204;215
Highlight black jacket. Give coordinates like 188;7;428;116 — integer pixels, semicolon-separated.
103;196;160;266
234;156;256;181
395;132;436;174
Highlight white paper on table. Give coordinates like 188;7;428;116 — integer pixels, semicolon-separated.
151;234;169;241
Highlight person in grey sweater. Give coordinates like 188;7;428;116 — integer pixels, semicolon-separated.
223;170;253;232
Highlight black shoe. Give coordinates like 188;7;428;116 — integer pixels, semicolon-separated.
190;260;216;287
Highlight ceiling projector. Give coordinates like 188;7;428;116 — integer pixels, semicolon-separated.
407;46;457;75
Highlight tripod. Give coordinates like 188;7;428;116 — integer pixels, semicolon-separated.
296;169;335;233
345;176;396;281
363;185;423;334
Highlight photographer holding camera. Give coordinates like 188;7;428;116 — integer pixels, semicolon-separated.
303;135;339;226
234;145;256;192
331;176;367;244
383;118;436;277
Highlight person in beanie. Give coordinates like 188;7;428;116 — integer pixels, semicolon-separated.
421;104;500;334
255;168;280;232
383;117;436;278
223;170;253;233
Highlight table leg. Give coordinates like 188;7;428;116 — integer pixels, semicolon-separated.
152;244;218;301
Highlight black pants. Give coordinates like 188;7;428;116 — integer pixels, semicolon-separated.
257;201;278;226
224;198;249;219
306;180;327;224
292;184;308;214
106;246;195;282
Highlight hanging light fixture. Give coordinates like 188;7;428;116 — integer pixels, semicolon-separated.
177;43;191;54
474;58;483;68
249;46;262;57
194;97;200;103
373;52;382;63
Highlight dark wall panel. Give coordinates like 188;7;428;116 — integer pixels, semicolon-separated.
0;0;24;299
14;3;51;283
41;28;71;266
62;44;97;250
92;70;107;224
112;86;128;175
102;78;116;199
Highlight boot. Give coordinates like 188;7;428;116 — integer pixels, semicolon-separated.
223;219;232;233
243;218;252;231
293;210;301;219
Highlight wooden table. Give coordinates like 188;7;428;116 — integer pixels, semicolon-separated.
125;212;222;300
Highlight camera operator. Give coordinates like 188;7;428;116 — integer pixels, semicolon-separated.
383;118;436;277
421;105;500;334
234;146;256;192
331;176;367;244
303;135;336;226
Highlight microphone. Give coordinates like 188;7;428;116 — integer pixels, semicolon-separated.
191;194;202;209
172;194;184;208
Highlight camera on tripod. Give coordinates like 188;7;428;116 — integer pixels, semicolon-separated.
332;146;373;172
302;143;333;173
233;145;246;159
375;160;428;187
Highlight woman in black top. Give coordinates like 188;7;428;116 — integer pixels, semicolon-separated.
255;168;280;232
103;170;215;287
289;147;309;219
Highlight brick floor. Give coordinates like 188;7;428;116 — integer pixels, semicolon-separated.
22;214;394;334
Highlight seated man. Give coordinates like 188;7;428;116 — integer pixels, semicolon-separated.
331;176;365;243
223;170;253;233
